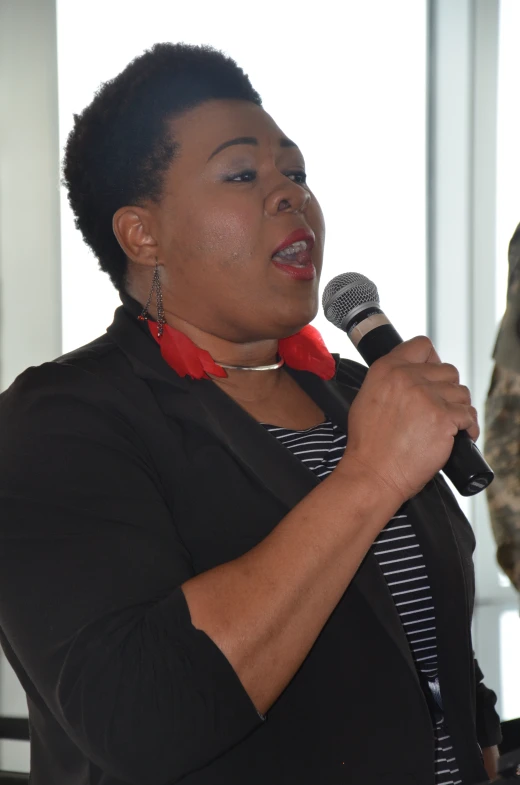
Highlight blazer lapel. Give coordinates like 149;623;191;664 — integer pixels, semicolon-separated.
189;375;321;510
109;305;358;514
107;303;427;688
107;304;320;511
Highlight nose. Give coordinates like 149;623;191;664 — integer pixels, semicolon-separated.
265;179;311;217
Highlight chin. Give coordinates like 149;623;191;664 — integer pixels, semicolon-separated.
276;306;319;339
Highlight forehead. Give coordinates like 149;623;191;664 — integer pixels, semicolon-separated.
169;100;288;157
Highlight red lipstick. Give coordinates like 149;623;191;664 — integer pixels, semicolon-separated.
272;228;315;256
271;228;317;281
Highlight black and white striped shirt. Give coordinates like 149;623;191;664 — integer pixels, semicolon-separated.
262;417;462;785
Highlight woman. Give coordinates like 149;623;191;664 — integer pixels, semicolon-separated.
0;43;500;785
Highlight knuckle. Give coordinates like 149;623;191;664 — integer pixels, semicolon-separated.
409;335;435;355
458;384;471;402
443;363;459;382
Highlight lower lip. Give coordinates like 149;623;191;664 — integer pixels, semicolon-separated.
271;257;317;281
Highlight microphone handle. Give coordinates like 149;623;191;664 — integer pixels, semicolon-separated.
351;321;494;497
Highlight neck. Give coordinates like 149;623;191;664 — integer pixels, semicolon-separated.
165;310;286;399
127;277;281;369
165;310;280;367
127;274;297;398
214;363;287;403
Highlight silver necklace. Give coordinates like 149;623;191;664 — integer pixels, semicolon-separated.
217;356;285;372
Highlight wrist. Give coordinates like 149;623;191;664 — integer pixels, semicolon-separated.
331;452;406;525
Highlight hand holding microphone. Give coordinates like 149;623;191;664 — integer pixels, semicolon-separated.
322;273;494;500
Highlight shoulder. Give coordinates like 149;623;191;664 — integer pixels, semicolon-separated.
0;334;136;435
334;356;368;391
55;332;135;381
3;332;133;394
0;336;161;497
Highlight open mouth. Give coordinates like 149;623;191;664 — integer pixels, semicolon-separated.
271;239;316;280
272;239;312;266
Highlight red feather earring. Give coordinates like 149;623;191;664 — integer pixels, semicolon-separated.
139;264;336;381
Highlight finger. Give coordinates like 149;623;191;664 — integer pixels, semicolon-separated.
412;363;461;385
389;336;441;365
466;406;480;442
430;381;471;405
446;403;480;441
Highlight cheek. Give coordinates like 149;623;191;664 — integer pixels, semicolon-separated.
188;201;263;272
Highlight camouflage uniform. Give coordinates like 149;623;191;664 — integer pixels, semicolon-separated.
485;223;520;592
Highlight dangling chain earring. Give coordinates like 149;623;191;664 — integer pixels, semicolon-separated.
138;262;166;337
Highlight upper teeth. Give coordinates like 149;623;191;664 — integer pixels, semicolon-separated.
275;240;309;257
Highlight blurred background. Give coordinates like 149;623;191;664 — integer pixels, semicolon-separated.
0;0;519;772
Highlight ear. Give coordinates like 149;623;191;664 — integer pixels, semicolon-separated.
112;205;158;266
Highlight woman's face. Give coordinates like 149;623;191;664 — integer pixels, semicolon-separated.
147;99;325;342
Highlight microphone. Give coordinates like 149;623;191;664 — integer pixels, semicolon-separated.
322;272;494;497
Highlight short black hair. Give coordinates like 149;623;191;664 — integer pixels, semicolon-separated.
62;43;262;290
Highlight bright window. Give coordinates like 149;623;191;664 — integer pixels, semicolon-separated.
496;0;520;322
500;609;520;721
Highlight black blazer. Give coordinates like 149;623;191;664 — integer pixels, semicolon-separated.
0;296;500;785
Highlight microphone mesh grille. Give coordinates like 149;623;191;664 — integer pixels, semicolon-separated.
322;272;380;328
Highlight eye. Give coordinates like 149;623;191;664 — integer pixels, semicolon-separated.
285;170;307;185
226;170;257;183
225;169;307;185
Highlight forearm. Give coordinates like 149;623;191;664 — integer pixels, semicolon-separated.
182;458;402;714
482;745;499;781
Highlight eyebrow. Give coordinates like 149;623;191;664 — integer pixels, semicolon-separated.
207;136;298;162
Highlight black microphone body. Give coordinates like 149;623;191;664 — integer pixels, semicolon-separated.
322;276;494;497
